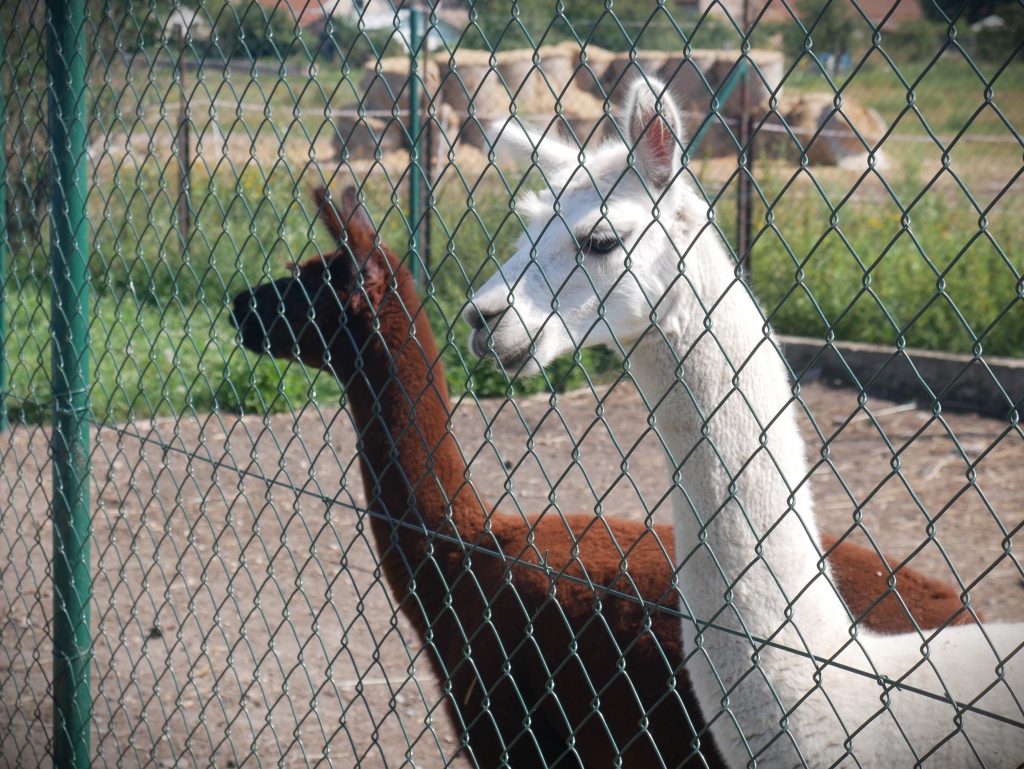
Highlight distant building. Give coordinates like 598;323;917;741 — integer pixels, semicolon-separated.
251;0;465;49
163;5;213;40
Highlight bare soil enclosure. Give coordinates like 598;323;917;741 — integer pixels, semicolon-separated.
2;380;1021;768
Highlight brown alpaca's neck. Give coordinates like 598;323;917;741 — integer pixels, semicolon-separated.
338;268;483;610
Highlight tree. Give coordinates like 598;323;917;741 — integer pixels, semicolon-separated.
204;0;300;61
922;0;1016;24
461;0;721;53
782;0;867;72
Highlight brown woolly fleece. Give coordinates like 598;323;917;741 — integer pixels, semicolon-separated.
229;187;976;769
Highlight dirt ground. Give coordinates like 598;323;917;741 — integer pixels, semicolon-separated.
2;378;1021;768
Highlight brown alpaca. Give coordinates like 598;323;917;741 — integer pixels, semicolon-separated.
230;187;975;769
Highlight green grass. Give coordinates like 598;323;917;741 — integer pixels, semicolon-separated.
4;283;342;425
86;57;364;153
749;185;1024;358
4;162;348;425
743;54;1024;357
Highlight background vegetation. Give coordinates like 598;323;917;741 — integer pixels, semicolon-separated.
2;1;1021;424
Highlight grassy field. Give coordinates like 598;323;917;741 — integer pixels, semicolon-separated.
783;55;1024;136
749;175;1023;358
3;54;1021;425
3;158;612;425
749;55;1023;359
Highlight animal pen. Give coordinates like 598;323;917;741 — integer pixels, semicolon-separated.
2;0;1023;767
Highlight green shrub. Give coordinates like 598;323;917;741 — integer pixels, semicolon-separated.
752;189;1024;358
960;5;1024;64
879;19;949;65
320;19;403;69
203;0;300;61
781;0;868;68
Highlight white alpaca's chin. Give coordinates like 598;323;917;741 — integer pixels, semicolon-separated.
504;354;543;377
470;328;547;377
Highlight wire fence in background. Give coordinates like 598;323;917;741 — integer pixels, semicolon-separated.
2;0;1023;767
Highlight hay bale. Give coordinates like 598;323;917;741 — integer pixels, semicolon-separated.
515;42;609;116
454;115;491;151
598;49;782;119
569;44;618;100
584;48;785;157
395;102;462;173
424;44;784;161
334;114;407;160
655;51;723;112
360;57;441;116
705;49;783;117
779;92;888;168
495;47;539;110
599;51;677;99
427;102;460;158
436;47;516;121
533;41;580;94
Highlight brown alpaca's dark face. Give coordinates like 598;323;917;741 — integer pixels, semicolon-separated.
229;251;365;370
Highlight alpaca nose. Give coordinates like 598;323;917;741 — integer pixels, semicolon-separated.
230;289;272;354
230;290;255;329
463;303;504;333
463;303;507;359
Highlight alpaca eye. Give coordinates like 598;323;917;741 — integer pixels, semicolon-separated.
583;234;619;256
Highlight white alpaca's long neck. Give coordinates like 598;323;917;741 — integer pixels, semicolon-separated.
631;222;860;762
633;231;850;644
630;225;1024;766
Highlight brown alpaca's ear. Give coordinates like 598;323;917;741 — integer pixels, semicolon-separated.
312;185;378;255
310;186;387;310
336;186;393;309
312;186;344;243
339;186;377;254
354;250;388;311
321;245;388;312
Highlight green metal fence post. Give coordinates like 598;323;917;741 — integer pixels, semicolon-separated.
687;59;748;157
47;0;92;767
736;0;754;279
0;29;8;433
407;4;422;284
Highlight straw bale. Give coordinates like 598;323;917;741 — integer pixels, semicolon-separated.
777;92;888;168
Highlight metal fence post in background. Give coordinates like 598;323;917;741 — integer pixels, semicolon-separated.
690;59;748;155
175;22;192;249
0;29;9;434
422;8;435;280
47;0;93;766
407;3;422;284
736;0;754;279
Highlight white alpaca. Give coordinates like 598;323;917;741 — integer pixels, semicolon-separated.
465;79;1024;766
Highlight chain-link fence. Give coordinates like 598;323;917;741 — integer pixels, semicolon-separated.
2;0;1023;767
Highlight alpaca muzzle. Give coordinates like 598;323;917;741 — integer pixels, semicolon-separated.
230;278;304;358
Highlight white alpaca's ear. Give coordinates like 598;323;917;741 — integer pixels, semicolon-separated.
488;119;575;174
623;78;684;191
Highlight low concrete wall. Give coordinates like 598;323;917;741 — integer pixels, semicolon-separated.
780;336;1024;417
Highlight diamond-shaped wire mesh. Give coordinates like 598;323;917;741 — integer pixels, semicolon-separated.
2;0;1022;767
